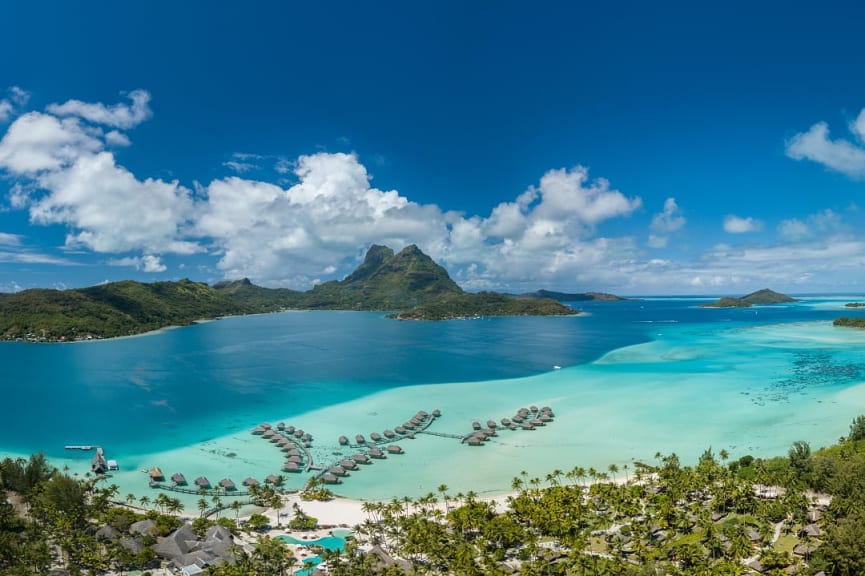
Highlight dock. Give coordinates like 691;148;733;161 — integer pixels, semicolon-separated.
65;445;96;451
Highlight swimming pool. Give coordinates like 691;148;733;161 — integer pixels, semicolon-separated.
278;532;351;576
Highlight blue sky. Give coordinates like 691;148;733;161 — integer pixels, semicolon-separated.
2;1;865;295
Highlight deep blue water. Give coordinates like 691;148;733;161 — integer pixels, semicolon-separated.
1;298;861;458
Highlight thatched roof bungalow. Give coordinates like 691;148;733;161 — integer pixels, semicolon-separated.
219;478;236;491
322;473;341;484
355;434;366;444
340;459;358;470
370;432;383;442
265;474;282;485
194;476;211;489
149;467;164;481
171;472;187;485
339;436;349;445
242;477;259;487
281;462;300;473
383;429;395;438
386;445;404;454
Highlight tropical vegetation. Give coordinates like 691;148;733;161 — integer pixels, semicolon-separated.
3;418;865;574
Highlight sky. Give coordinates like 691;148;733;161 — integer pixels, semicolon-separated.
1;1;865;295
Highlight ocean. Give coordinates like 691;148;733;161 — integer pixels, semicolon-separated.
2;296;865;504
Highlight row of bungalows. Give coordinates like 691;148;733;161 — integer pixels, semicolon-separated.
466;406;556;443
340;409;441;447
321;444;406;484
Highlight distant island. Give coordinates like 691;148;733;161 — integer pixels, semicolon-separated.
699;288;797;308
0;245;594;342
518;289;626;302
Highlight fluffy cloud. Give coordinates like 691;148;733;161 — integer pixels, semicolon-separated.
32;152;196;254
0;232;21;246
648;197;685;248
723;214;763;234
46;89;152;129
0;86;29;123
108;254;167;272
786;108;865;178
777;209;843;241
0;112;103;174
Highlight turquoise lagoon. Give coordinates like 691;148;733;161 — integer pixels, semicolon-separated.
2;296;865;505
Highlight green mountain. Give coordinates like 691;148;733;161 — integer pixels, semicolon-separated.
520;289;626;302
0;245;577;341
298;244;463;310
700;288;797;308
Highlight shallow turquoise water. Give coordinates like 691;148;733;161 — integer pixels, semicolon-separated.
3;296;865;503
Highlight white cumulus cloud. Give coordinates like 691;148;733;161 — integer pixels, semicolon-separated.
109;254;167;272
786;108;865;178
723;214;763;234
46;89;152;129
648;197;685;248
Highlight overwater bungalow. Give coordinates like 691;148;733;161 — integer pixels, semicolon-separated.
501;418;511;426
530;418;545;426
261;423;272;430
286;455;303;464
352;454;371;464
195;476;211;489
149;467;164;482
171;472;187;485
293;430;304;438
368;448;386;459
277;437;292;446
406;432;416;439
301;433;312;442
265;474;282;485
410;417;422;426
472;421;482;430
541;406;552;413
487;420;497;428
340;459;358;470
286;425;295;434
262;429;275;439
507;423;517;430
386;445;404;454
276;422;285;430
512;415;525;423
432;409;441;417
355;434;366;444
518;407;529;415
219;478;236;491
370;432;383;442
383;429;396;438
530;405;538;413
394;426;406;434
286;448;301;457
540;414;553;422
280;445;294;452
281;462;301;473
251;426;266;435
521;423;535;430
303;441;312;448
329;466;347;476
402;422;415;430
322;473;341;484
339;436;349;445
269;435;281;443
242;477;259;487
466;437;483;446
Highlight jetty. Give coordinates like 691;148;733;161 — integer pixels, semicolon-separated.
65;445;96;451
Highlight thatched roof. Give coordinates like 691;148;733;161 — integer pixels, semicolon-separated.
219;478;236;490
339;436;349;445
282;462;300;472
149;467;164;481
242;477;259;487
265;474;282;484
171;472;187;485
194;476;210;488
387;445;403;454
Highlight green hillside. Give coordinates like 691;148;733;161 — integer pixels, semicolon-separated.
700;288;797;308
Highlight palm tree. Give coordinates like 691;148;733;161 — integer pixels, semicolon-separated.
137;495;150;510
230;500;243;526
437;484;450;513
125;493;135;507
608;463;619;482
197;497;208;518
